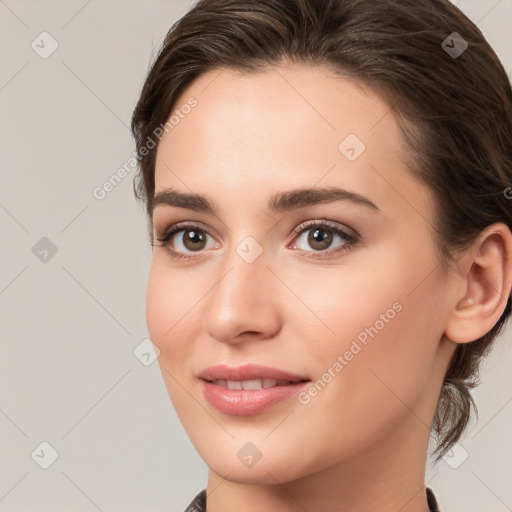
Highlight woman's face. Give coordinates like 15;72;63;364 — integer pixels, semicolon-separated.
146;64;456;483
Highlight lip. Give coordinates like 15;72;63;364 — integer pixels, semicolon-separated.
198;364;311;416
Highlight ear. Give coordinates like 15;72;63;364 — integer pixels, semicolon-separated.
444;223;512;344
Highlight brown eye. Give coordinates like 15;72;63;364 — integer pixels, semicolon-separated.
155;222;219;260
293;223;355;253
307;228;334;251
181;229;208;251
288;219;360;260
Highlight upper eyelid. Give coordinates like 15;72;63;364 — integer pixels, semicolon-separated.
291;218;358;237
155;220;213;239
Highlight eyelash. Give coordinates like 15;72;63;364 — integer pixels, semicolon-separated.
154;219;359;261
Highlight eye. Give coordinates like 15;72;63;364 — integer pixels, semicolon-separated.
288;219;359;259
154;221;218;261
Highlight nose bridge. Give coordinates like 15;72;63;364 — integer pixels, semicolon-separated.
218;231;269;292
213;234;269;312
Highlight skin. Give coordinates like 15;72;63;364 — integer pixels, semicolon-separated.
145;64;512;512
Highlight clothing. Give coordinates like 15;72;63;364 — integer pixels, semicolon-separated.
184;486;441;511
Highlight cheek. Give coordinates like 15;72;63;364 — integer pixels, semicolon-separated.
145;258;198;365
312;303;439;464
145;259;204;418
299;247;443;425
145;262;172;346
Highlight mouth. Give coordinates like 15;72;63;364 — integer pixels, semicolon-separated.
198;364;311;416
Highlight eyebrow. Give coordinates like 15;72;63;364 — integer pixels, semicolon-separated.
149;186;380;217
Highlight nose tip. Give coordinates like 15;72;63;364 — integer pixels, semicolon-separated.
201;240;281;344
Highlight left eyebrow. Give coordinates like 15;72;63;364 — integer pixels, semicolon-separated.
149;186;380;218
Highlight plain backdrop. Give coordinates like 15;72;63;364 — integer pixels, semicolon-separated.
0;0;511;511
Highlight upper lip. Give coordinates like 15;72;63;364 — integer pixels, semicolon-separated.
198;364;310;382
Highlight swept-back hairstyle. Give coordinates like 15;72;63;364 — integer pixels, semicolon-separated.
131;0;512;459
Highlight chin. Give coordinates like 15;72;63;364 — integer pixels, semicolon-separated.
196;439;316;485
207;459;296;485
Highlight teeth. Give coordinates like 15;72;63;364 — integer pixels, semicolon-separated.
263;378;278;388
213;378;287;389
240;379;262;390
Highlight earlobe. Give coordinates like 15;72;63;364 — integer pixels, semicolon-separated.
444;223;512;345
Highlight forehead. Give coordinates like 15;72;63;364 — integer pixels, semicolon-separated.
153;65;433;226
158;65;395;162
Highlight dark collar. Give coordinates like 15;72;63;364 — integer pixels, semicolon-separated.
426;487;441;512
184;487;441;511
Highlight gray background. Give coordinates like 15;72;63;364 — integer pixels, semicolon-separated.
0;0;511;511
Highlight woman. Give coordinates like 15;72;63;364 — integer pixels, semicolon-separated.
131;0;512;510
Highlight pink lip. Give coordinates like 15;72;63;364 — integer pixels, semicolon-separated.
198;364;311;416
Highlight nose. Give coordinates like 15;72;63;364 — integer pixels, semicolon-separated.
202;241;282;345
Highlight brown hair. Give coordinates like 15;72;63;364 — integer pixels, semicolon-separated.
131;0;512;460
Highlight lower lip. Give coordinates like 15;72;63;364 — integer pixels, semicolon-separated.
201;380;311;416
